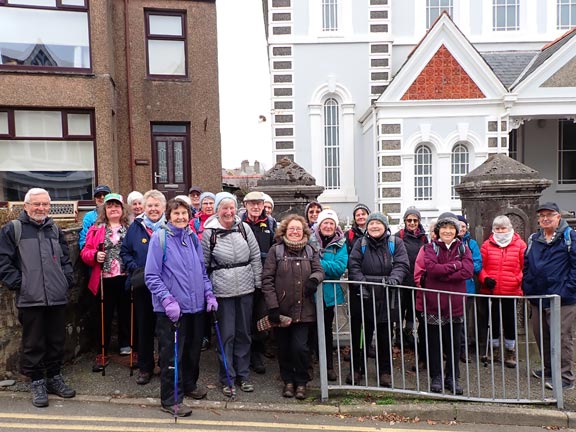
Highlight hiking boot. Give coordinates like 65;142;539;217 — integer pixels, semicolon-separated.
185;386;207;400
379;373;392;387
136;371;151;385
201;337;210;352
430;375;443;393
486;348;500;363
92;354;109;372
161;403;192;417
445;378;463;395
545;379;575;391
532;368;552;379
504;348;517;368
327;369;337;381
282;383;294;398
31;379;48;408
238;380;254;392
250;352;266;375
295;384;307;400
46;374;76;398
367;346;376;358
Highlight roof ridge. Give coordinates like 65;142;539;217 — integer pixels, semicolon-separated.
541;26;576;51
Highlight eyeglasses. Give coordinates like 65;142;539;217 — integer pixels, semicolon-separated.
287;227;303;232
538;212;558;220
309;210;321;214
94;193;106;199
27;202;50;208
405;218;419;223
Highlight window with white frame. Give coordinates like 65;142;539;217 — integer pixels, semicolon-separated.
414;144;432;201
323;98;340;189
558;0;576;29
558;120;576;185
493;0;519;31
0;1;90;70
451;143;469;199
0;108;95;201
322;0;338;32
145;10;187;77
426;0;452;29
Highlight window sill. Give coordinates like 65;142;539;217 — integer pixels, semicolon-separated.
146;76;190;82
0;67;94;77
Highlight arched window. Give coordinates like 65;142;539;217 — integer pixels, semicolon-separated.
323;98;340;189
451;143;469;199
414;144;432;201
322;0;338;32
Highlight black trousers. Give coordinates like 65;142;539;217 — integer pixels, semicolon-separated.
134;285;156;373
156;312;204;406
349;292;375;374
18;305;66;381
97;276;130;353
428;322;463;381
323;305;335;370
276;322;311;386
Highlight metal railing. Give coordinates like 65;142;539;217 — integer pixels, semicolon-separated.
315;280;563;408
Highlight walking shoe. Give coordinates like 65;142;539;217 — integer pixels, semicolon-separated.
222;385;236;397
445;378;463;395
282;383;294;398
46;374;76;398
294;384;307;400
532;368;552;379
92;354;109;372
119;346;131;356
327;369;337;381
201;337;210;352
346;371;362;385
160;403;192;417
136;371;151;385
545;379;575;391
430;375;443;393
379;373;392;388
238;380;254;392
185;386;207;400
504;348;517;368
31;379;48;408
250;351;266;375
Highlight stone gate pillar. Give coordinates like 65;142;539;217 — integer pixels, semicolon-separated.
455;153;552;244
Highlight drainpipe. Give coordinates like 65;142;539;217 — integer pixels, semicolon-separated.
124;0;135;190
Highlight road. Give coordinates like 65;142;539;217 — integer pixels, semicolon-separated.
0;397;553;432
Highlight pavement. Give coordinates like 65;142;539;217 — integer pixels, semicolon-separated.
1;345;575;429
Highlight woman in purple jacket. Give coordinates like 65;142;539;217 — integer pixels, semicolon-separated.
421;215;473;395
145;198;218;417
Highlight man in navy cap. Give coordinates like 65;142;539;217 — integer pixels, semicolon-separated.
188;186;203;217
523;202;576;391
78;185;111;249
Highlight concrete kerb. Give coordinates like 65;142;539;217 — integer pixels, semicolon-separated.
0;390;572;427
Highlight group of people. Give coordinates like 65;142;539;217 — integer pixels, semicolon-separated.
0;184;575;414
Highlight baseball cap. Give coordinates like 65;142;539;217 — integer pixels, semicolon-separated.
188;186;203;195
536;202;560;213
103;193;123;204
94;185;111;196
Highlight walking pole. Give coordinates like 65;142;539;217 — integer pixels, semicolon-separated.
173;320;180;423
212;311;234;398
129;284;134;376
98;243;106;377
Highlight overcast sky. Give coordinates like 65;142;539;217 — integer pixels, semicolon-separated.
216;0;273;171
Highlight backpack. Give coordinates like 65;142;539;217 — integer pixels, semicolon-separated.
431;241;466;258
398;228;427;244
11;219;59;247
360;235;396;259
158;225;198;262
274;243;315;264
525;226;573;257
207;222;250;274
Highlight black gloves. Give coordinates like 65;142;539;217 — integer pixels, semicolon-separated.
383;277;399;286
131;267;146;290
484;278;496;290
268;307;280;324
304;278;319;297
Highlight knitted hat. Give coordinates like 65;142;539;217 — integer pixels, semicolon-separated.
215;192;237;210
457;215;468;225
199;192;216;205
262;193;274;208
366;211;389;228
352;203;371;219
403;206;421;221
436;216;460;233
438;211;457;220
317;209;339;227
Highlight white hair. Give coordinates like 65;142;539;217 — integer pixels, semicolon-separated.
24;188;50;203
492;215;513;230
127;191;144;205
174;195;192;206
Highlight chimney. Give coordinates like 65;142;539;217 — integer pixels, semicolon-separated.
254;160;260;173
240;159;249;173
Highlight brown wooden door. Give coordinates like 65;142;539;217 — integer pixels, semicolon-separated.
152;135;189;199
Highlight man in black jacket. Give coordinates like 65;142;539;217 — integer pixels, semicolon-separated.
0;188;76;407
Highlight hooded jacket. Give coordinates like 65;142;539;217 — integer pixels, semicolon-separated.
202;214;262;298
460;231;482;294
145;223;215;314
523;219;576;306
479;232;526;296
309;225;347;308
393;225;428;287
0;212;73;308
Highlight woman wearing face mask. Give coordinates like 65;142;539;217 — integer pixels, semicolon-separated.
478;215;526;368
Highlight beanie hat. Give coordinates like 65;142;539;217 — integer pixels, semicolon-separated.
352;203;371;219
457;215;468;226
403;206;421;221
435;216;460;233
366;211;389;228
262;193;274;208
438;211;457;220
199;192;216;206
215;192;237;210
317;209;339;227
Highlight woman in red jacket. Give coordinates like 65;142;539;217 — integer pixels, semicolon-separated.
479;215;526;368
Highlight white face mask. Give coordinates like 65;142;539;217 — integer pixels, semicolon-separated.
493;230;514;247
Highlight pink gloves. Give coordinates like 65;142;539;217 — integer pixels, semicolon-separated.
161;295;181;322
206;297;218;312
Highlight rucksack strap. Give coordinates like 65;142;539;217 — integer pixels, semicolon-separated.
275;243;314;262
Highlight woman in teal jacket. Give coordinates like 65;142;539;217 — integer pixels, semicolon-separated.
309;209;348;381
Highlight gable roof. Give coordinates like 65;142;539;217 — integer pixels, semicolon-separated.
480;51;538;88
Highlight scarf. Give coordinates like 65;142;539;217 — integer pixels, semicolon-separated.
493;229;514;248
283;236;309;253
143;214;165;232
